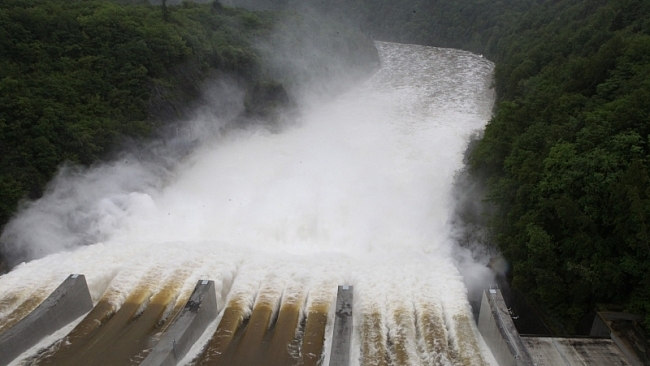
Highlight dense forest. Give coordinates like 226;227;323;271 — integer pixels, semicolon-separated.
469;0;650;333
2;0;649;335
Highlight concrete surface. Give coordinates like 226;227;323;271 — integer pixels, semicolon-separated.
477;289;534;366
0;274;92;366
329;285;353;366
521;336;631;366
140;280;217;366
591;312;650;366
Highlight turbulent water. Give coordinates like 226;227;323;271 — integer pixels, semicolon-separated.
0;42;496;365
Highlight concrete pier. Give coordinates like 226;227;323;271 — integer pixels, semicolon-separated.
521;336;631;366
329;285;353;366
140;280;217;366
590;312;650;366
477;289;534;366
0;274;93;366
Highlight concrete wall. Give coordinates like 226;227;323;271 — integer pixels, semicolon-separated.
0;274;93;366
521;336;631;366
591;312;649;366
141;280;217;366
590;312;611;338
329;285;353;366
477;289;534;366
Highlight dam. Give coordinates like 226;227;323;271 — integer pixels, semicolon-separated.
0;42;498;365
1;276;645;365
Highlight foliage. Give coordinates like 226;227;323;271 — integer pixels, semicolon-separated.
469;0;650;332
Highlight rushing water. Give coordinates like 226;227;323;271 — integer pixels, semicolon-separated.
0;42;495;365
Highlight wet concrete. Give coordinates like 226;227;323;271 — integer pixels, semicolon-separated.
591;312;650;366
0;257;7;275
141;280;217;366
0;274;92;366
36;267;198;366
300;303;329;366
195;298;247;366
389;308;418;365
64;286;155;366
195;284;336;366
453;313;487;365
228;295;277;365
0;292;22;317
266;298;304;366
104;279;183;366
478;289;534;366
34;299;115;365
1;279;511;365
0;290;48;334
521;337;632;366
360;310;388;366
330;286;353;366
416;302;451;365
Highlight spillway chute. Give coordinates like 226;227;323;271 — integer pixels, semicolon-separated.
141;280;218;366
0;274;495;366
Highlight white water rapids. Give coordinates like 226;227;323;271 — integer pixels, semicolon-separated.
0;42;496;365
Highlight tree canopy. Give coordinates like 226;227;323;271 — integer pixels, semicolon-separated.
468;0;650;332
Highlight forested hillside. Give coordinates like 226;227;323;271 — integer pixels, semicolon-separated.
469;0;650;332
0;0;377;260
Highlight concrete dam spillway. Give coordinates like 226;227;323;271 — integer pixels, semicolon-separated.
0;42;497;365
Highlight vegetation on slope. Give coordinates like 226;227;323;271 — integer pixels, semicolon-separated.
469;0;650;332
